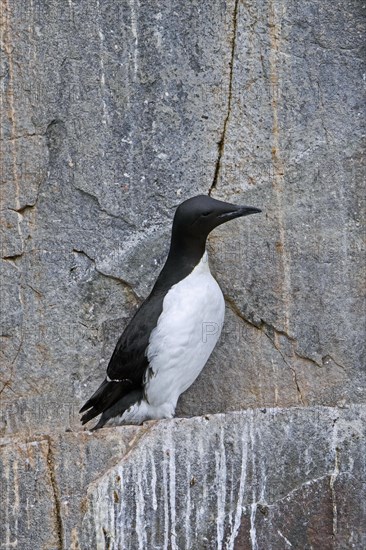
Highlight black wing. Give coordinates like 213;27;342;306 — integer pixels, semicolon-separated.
79;291;165;425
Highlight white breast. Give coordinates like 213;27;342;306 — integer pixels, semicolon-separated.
145;251;225;409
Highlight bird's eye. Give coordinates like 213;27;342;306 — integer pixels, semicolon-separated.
202;211;211;217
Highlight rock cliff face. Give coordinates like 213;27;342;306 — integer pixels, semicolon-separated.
0;0;364;547
1;407;365;549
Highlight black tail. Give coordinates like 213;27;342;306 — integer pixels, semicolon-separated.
90;389;143;430
80;378;134;425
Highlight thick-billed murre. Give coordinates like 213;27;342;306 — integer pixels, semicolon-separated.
80;194;261;429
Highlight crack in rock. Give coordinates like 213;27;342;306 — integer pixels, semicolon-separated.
0;330;24;397
8;203;38;215
72;248;140;304
0;132;39;142
83;423;154;493
2;252;23;262
0;375;15;397
246;470;351;514
209;0;239;196
224;293;348;374
224;294;306;404
72;184;124;220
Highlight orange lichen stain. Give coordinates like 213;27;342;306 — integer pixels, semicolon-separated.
70;528;81;550
267;0;291;334
275;241;284;253
80;497;88;515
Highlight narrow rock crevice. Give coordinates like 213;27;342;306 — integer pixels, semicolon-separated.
72;248;140;304
0;332;24;397
264;328;306;406
0;374;15;397
83;423;153;492
71;184;125;221
291;367;305;405
25;282;43;296
224;292;346;384
246;470;351;515
0;132;38;142
8;203;37;215
224;294;305;404
209;0;239;196
2;252;23;262
295;349;322;369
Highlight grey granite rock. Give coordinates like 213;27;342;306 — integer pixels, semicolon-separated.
1;406;365;548
0;0;365;547
1;0;364;436
0;0;237;434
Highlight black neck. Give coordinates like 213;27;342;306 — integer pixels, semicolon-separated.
152;233;207;294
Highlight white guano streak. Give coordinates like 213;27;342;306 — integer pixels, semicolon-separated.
168;427;177;550
329;417;339;537
226;422;249;548
135;451;147;550
216;423;227;550
149;448;158;511
118;468;126;550
184;439;192;549
249;413;258;550
162;445;170;550
278;529;293;547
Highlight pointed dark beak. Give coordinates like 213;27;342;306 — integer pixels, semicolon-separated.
218;205;262;221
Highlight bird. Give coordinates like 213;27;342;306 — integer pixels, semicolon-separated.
80;194;261;429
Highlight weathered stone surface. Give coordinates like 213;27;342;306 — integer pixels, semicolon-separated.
1;406;365;548
0;0;364;547
0;0;234;434
1;437;60;549
1;1;364;437
0;424;139;549
179;0;365;418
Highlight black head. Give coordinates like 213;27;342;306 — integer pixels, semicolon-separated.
153;195;261;292
172;195;261;244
